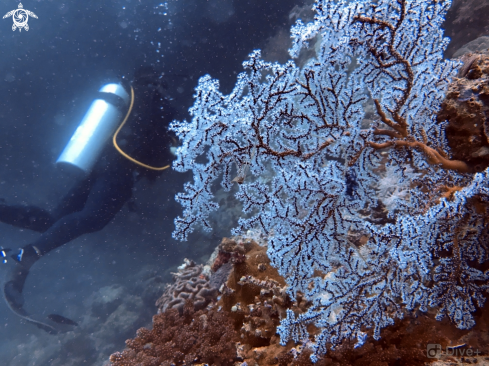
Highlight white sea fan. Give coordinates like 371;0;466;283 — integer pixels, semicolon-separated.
170;0;488;361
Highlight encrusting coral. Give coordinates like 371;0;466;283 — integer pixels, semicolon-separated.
217;237;311;365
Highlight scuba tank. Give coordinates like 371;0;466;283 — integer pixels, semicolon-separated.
56;83;130;176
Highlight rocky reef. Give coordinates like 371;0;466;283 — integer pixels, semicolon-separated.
109;237;489;365
444;0;489;57
438;50;489;172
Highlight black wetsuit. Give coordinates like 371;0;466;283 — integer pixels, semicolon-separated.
0;78;175;322
0;151;135;257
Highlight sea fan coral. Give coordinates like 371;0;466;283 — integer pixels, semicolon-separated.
170;0;489;361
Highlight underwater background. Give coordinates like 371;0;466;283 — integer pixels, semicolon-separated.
0;0;488;365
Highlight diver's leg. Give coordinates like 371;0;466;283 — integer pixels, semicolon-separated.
3;173;133;307
49;176;93;221
32;173;134;256
0;204;55;233
0;177;93;233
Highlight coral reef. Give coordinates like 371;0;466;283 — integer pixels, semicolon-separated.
156;258;217;314
217;237;489;365
110;236;489;365
438;51;489;172
170;0;489;360
109;299;239;366
223;237;489;365
109;1;489;364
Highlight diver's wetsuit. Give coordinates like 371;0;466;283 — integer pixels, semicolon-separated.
0;75;176;330
0;151;134;257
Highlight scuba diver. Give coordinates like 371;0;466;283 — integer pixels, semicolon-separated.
0;66;177;334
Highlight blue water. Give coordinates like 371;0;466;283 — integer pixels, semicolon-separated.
0;0;310;364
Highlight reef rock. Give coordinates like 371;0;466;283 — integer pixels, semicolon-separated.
444;1;489;57
438;51;489;172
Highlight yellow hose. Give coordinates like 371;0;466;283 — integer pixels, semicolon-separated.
112;85;171;171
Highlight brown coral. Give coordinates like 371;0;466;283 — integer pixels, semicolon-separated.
109;299;239;366
211;237;247;272
437;52;489;172
216;238;311;365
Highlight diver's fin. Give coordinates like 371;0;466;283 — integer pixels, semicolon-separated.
4;281;25;310
3;282;59;334
2;248;61;335
28;318;59;335
47;314;78;326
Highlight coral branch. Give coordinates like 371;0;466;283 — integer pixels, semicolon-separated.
368;140;470;172
372;99;407;137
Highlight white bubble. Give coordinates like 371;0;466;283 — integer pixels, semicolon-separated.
119;21;128;29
